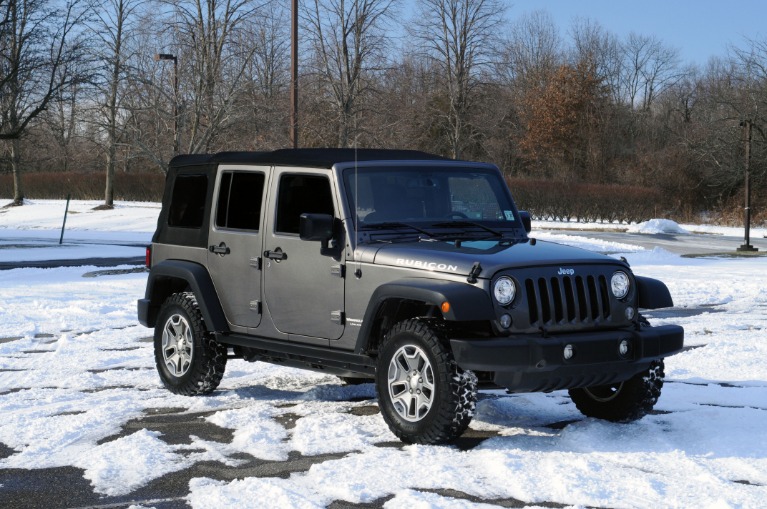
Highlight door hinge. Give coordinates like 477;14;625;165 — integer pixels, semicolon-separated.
330;310;345;325
250;300;262;313
249;257;262;270
331;264;345;278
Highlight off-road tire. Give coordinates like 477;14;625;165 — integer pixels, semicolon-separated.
375;319;477;444
154;292;227;395
568;360;665;422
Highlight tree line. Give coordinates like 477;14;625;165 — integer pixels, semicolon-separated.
0;0;765;224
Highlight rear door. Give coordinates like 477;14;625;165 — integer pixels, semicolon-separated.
262;168;345;340
207;166;269;329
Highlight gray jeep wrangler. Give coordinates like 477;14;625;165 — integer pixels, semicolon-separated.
138;148;684;444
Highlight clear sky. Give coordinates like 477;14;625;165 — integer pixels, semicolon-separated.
401;0;767;67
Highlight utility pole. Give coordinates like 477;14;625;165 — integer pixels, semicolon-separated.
737;119;758;252
290;0;298;148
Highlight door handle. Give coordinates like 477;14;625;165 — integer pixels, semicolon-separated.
264;248;287;261
209;243;230;255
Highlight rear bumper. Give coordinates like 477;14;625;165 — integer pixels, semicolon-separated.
450;324;684;393
137;298;153;328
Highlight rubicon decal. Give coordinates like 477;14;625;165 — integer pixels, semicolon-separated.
396;258;459;272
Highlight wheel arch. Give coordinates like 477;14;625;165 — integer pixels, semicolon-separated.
635;276;674;309
355;278;494;354
139;259;229;332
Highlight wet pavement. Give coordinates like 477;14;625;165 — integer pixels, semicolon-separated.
543;228;767;256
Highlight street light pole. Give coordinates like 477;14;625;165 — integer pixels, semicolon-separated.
737;120;758;252
155;53;179;156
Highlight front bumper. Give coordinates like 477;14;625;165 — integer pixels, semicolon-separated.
450;324;683;393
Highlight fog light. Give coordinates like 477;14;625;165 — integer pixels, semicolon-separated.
625;307;635;320
619;339;630;357
499;314;512;329
563;344;574;360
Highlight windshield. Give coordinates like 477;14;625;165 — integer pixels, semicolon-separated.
343;166;518;229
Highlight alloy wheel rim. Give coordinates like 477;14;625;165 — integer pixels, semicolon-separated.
387;344;435;422
162;313;194;377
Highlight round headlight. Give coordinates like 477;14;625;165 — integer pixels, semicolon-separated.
494;276;516;306
611;271;630;299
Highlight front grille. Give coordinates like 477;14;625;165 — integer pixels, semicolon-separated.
525;275;611;327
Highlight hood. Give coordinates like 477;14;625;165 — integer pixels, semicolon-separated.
365;239;625;278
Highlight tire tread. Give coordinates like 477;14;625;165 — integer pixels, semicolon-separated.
155;292;227;396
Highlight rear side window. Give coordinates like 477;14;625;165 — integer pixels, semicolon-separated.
275;174;334;234
216;171;265;231
168;174;207;228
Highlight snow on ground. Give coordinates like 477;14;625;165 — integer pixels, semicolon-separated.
535;217;767;238
1;201;766;508
0;198;160;233
0;199;154;262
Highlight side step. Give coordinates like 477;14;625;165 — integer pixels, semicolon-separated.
216;332;376;376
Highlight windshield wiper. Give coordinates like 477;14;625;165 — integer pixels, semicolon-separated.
431;220;506;239
360;222;436;238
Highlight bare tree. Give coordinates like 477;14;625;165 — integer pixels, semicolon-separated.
303;0;395;148
0;0;90;205
114;7;175;171
499;10;560;92
44;67;83;173
91;0;146;208
236;1;290;148
569;18;622;104
162;0;265;154
410;0;505;159
621;32;681;110
703;39;767;196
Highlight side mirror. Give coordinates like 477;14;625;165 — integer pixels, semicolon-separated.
519;211;532;234
300;213;334;242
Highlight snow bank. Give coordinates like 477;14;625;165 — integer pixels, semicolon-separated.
627;219;689;235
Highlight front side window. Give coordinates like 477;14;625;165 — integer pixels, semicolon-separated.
215;171;265;231
168;174;207;228
275;174;334;234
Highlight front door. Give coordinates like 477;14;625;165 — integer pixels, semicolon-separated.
263;169;345;340
207;166;269;328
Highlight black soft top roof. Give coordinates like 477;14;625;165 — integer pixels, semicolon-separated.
169;148;450;169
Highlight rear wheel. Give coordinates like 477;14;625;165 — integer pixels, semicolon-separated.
375;319;477;444
568;360;665;422
154;292;227;395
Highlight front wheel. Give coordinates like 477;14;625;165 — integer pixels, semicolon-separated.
568;360;665;422
154;292;227;395
375;319;477;444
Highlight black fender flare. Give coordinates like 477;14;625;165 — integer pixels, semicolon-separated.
138;259;229;332
355;278;494;352
635;275;674;309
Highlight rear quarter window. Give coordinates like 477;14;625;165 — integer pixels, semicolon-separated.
168;174;208;228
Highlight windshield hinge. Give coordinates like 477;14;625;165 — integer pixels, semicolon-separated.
467;262;482;284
